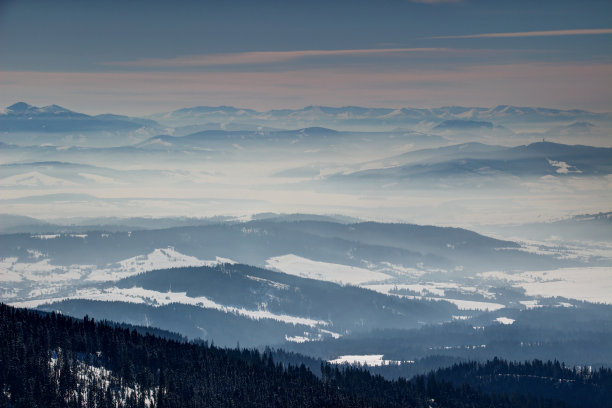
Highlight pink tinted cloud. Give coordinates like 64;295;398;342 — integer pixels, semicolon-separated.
1;62;611;114
106;48;452;68
429;28;612;39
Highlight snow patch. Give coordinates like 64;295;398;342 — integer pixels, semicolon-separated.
479;267;612;304
32;234;61;240
328;355;410;367
285;335;310;343
0;257;86;282
519;300;542;309
27;249;45;259
266;254;392;285
88;247;236;281
13;286;329;328
547;159;582;174
245;275;290;290
0;258;23;282
118;247;226;273
364;282;494;300
444;298;505;312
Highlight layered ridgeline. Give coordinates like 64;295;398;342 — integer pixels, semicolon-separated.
4;142;611;197
482;211;612;243
2;102;611;225
0;102;164;147
331;142;612;186
5;102;610;135
0;102;159;132
3;303;609;408
15;263;458;348
147;104;612;131
287;301;612;372
2;101;611;165
2;217;611;353
2;139;610;227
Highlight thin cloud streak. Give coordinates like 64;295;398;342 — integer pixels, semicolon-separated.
106;48;453;68
1;62;611;114
429;28;612;39
411;0;460;3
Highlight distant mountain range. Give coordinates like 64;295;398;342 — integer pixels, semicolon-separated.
135;127;444;155
335;141;612;183
3;102;611;137
0;213;359;234
484;211;612;242
1;101;610;247
434;119;496;130
0;219;536;273
1;102;161;133
149;104;612;128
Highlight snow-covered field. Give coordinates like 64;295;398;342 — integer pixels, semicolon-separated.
3;244;611;331
500;238;612;262
0;247;234;284
328;354;410;366
117;247;234;275
479;267;612;304
444;298;506;312
285;328;342;343
0;257;88;283
266;254;392;285
88;247;234;281
264;255;611;310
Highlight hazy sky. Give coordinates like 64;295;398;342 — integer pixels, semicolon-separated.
1;0;611;115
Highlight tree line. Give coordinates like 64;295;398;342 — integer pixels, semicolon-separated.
1;303;607;407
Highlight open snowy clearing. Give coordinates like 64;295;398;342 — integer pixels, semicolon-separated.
266;254;392;285
444;298;505;311
0;247;235;283
479;267;612;304
328;355;409;366
495;317;515;325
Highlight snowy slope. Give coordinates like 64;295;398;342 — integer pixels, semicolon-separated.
266;254;392;285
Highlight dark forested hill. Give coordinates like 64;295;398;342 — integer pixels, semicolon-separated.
32;262;457;347
432;359;612;408
1;303;598;408
338;142;612;182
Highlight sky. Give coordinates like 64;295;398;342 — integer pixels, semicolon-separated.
1;0;611;115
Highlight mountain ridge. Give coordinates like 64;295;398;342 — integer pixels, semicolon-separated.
148;103;612;129
1;102;163;134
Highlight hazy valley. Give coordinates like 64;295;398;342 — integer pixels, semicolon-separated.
1;101;611;376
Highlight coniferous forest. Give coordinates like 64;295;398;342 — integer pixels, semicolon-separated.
1;303;610;408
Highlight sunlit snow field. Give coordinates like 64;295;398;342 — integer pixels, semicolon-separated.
4;244;611;322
